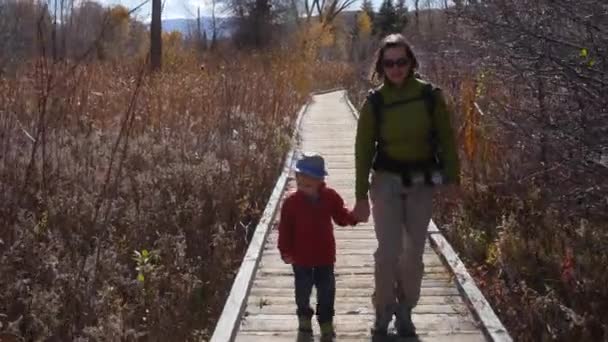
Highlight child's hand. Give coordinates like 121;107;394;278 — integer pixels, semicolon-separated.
348;210;359;227
281;254;294;264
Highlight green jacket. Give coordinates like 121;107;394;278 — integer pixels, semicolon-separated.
355;76;460;200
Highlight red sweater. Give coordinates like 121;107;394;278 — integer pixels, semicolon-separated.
278;184;357;267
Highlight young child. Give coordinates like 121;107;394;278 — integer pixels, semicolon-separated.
278;152;358;341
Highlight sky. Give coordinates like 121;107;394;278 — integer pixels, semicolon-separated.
99;0;214;20
94;0;421;20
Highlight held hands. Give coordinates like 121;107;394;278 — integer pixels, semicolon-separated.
347;210;359;227
352;199;371;223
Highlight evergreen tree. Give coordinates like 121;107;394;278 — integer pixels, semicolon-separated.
374;0;399;36
395;0;408;32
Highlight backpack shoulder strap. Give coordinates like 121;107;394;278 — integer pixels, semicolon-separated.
366;88;383;116
421;83;439;118
366;88;384;142
421;82;443;164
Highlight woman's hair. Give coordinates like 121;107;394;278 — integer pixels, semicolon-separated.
369;33;419;83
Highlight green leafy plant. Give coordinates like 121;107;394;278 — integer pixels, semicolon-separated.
133;249;160;283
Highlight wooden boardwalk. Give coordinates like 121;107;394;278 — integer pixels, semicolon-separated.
211;90;511;342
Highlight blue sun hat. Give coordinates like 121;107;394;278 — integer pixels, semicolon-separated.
295;152;328;179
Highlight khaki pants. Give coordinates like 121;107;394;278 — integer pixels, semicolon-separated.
370;171;434;318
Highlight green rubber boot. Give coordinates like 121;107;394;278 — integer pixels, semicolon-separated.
319;321;335;341
298;315;312;333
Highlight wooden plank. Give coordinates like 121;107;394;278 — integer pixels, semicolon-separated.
429;232;512;342
260;253;446;267
262;248;436;256
235;332;487;342
247;295;465;306
305;154;355;161
256;265;450;276
342;91;360;117
266;225;380;235
270;229;374;239
254;272;452;282
316;169;356;175
262;239;380;250
267;231;376;240
301;144;356;150
249;287;461;297
428;219;440;234
310;87;347;95
301;123;356;128
298;137;356;142
210;101;310;342
245;302;468;315
252;277;456;289
239;314;480;333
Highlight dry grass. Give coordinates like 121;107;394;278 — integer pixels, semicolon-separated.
0;48;352;341
433;77;608;341
415;39;608;341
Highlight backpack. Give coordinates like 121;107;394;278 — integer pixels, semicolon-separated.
366;82;443;185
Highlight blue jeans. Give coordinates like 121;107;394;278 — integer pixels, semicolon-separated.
292;265;335;324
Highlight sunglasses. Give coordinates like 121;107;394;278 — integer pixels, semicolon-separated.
382;58;409;69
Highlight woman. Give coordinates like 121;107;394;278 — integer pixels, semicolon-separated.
352;34;460;338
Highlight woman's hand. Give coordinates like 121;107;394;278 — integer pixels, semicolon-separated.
352;199;371;223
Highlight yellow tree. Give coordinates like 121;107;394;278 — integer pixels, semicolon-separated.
162;31;186;67
102;5;131;60
350;10;373;62
357;11;372;39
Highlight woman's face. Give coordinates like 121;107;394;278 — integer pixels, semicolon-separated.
382;46;411;86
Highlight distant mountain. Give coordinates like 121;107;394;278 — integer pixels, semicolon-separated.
162;17;237;38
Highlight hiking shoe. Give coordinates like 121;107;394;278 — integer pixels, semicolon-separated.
298;315;312;333
371;325;389;341
371;314;391;342
319;321;335;341
395;306;417;338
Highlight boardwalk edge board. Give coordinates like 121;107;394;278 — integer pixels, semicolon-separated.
344;90;512;342
311;87;346;96
210;100;310;342
428;227;513;342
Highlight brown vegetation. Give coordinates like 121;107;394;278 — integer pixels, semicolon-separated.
0;14;354;342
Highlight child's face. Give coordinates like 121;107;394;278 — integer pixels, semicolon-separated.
296;173;322;197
